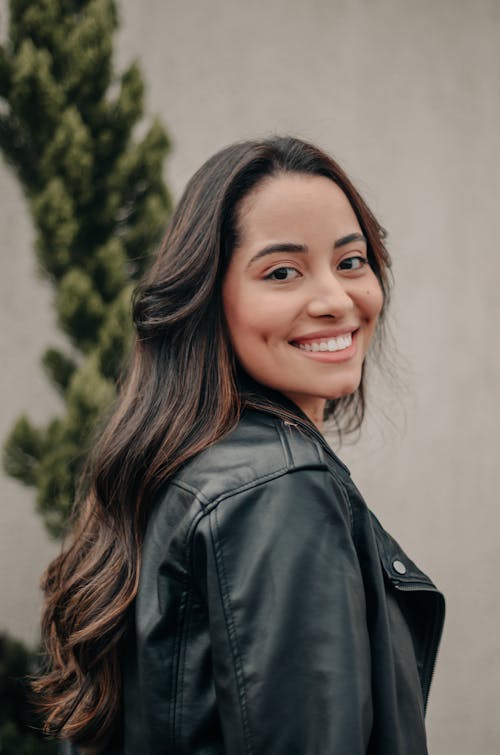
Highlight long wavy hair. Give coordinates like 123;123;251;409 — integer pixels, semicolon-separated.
34;136;391;750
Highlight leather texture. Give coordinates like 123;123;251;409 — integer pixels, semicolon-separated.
87;408;445;755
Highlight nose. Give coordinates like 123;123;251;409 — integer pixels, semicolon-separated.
306;272;355;319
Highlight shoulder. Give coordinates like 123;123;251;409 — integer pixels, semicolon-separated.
171;409;341;506
143;410;354;578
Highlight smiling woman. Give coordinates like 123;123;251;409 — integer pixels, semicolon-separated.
35;136;444;755
222;173;384;426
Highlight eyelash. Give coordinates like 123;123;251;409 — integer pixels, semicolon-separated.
265;266;299;281
338;255;368;271
264;256;368;281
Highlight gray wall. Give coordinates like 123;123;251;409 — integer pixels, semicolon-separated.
1;0;499;752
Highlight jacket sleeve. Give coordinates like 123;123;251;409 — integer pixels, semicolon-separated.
192;467;373;755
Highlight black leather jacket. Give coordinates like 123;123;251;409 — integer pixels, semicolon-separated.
93;407;445;754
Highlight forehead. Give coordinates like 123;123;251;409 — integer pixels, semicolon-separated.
235;173;361;245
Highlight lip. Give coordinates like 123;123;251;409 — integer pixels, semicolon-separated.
289;328;358;363
290;327;358;345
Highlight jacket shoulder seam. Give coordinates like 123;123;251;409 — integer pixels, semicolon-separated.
169;478;212;506
173;456;331;519
183;464;350;552
182;465;292;565
173;464;292;519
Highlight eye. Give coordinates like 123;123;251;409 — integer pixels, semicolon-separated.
265;266;300;281
338;256;368;272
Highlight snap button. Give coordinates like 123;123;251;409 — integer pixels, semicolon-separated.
392;559;407;575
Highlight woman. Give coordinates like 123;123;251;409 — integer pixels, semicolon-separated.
36;136;445;754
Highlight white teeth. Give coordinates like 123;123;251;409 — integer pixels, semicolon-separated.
297;333;352;353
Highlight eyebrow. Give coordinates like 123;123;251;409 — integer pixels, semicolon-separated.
334;232;367;248
247;233;367;267
247;242;306;266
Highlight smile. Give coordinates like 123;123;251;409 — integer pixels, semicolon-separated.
292;333;353;353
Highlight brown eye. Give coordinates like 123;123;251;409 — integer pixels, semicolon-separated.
338;256;367;271
265;267;300;281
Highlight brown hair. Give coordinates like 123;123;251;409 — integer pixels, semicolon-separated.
34;136;391;750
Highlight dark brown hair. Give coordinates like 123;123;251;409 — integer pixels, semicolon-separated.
34;136;391;750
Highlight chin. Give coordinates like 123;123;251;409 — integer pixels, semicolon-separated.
325;380;361;400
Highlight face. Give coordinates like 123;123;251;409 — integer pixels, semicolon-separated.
222;173;384;427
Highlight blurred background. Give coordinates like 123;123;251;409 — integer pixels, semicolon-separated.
1;0;499;752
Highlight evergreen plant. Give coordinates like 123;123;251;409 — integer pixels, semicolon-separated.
0;631;58;754
0;0;172;537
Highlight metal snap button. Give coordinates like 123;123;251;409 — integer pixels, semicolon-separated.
392;559;407;575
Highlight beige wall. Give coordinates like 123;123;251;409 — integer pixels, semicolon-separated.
1;0;499;752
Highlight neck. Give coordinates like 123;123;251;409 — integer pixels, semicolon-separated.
281;394;326;432
307;403;325;432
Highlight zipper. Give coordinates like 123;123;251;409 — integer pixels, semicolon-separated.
392;580;446;712
391;580;437;592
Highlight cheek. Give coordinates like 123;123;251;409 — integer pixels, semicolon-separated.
227;309;274;350
362;278;384;322
222;281;266;356
223;279;286;344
